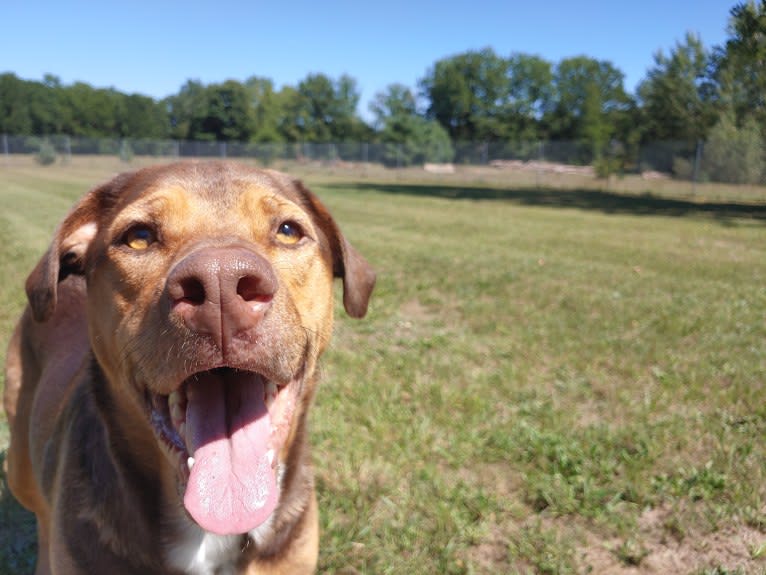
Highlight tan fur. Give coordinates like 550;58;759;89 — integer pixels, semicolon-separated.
3;161;375;574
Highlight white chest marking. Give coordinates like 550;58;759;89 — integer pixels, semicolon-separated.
165;463;286;574
166;526;241;575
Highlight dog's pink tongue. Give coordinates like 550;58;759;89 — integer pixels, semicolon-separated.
183;371;277;535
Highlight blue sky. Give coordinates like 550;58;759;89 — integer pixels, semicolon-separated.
2;1;733;118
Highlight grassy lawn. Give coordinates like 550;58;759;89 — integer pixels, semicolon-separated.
1;159;765;574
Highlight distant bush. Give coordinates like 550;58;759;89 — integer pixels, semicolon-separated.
594;156;621;179
97;139;120;155
381;118;454;167
672;156;693;179
703;113;764;184
119;140;134;163
35;139;56;165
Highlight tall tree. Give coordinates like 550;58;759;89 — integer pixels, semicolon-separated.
703;109;764;184
166;80;210;140
547;56;631;158
369;83;453;165
714;0;766;128
198;80;256;141
369;83;418;130
280;73;364;142
0;73;33;134
117;93;169;138
638;32;717;142
62;83;122;137
421;48;509;141
28;75;68;134
244;76;283;142
504;53;554;140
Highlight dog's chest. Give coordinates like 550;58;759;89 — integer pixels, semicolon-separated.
165;526;242;575
164;465;285;573
165;520;277;575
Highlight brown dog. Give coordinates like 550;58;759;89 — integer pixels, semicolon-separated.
3;161;375;574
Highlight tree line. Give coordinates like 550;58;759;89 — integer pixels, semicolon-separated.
2;2;765;179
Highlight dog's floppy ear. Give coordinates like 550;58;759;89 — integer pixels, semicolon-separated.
291;180;376;318
25;177;124;323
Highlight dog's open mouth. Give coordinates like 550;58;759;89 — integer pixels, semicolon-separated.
146;367;296;535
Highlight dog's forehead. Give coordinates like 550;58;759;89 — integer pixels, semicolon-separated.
119;163;304;216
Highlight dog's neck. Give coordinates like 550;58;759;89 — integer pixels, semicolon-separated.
55;360;169;571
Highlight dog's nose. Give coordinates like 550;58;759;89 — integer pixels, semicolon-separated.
166;246;277;352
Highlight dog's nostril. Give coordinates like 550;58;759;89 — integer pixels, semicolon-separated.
178;278;206;305
237;276;273;304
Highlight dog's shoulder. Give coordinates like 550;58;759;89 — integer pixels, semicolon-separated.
46;367;169;572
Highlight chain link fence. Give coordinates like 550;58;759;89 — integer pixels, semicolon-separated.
2;134;763;187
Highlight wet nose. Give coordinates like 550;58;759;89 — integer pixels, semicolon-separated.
165;246;278;352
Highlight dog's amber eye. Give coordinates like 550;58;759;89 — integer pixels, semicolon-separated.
123;226;156;250
276;221;304;245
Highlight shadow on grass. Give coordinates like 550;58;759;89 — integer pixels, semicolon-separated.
341;182;766;224
0;450;36;575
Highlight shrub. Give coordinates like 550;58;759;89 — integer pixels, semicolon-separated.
594;156;621;179
672;156;693;179
380;116;454;167
119;140;134;163
35;140;56;166
703;112;764;184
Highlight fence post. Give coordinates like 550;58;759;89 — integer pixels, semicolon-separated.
536;141;544;189
692;139;702;195
63;135;71;164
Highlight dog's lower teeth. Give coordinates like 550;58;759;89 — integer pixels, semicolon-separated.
265;382;278;409
168;389;187;433
187;457;195;470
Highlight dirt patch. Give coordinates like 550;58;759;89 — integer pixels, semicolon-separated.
580;505;766;574
462;502;766;574
391;298;440;346
466;524;516;574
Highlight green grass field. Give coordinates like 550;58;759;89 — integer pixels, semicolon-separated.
1;159;765;574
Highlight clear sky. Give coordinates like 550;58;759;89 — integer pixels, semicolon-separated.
2;0;734;118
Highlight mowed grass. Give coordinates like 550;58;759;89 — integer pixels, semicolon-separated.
1;159;765;574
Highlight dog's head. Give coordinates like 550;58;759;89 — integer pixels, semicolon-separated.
25;161;375;535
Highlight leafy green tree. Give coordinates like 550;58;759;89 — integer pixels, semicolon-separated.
166;80;209;140
504;53;554;140
28;75;69;135
702;109;764;184
369;83;417;129
61;83;121;137
547;56;631;160
117;93;169;139
198;80;256;141
580;81;610;156
421;48;509;141
275;86;306;142
638;32;717;143
714;0;766;128
370;83;453;165
0;73;33;134
244;76;283;142
279;73;365;142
